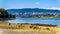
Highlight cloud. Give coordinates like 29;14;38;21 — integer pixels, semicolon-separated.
35;2;39;5
43;7;60;10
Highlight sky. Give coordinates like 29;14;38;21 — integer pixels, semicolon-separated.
0;0;60;9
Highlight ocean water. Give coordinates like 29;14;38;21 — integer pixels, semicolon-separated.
7;18;60;26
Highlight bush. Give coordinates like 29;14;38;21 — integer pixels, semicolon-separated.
30;26;33;28
46;28;50;30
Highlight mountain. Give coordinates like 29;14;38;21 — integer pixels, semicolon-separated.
6;8;60;18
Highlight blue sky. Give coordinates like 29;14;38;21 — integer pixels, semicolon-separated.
0;0;60;9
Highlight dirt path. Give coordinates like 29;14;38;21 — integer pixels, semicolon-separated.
0;29;57;34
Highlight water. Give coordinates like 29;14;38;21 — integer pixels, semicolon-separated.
7;18;60;26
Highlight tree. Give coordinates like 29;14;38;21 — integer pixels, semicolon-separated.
0;8;15;18
0;8;8;18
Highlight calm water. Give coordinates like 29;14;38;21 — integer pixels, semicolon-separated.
7;18;60;26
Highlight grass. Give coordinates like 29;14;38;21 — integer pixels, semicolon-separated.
40;16;60;18
0;23;57;34
28;15;60;18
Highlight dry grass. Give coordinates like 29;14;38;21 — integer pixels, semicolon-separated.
0;23;58;34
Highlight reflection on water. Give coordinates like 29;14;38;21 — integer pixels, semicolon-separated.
7;18;60;26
